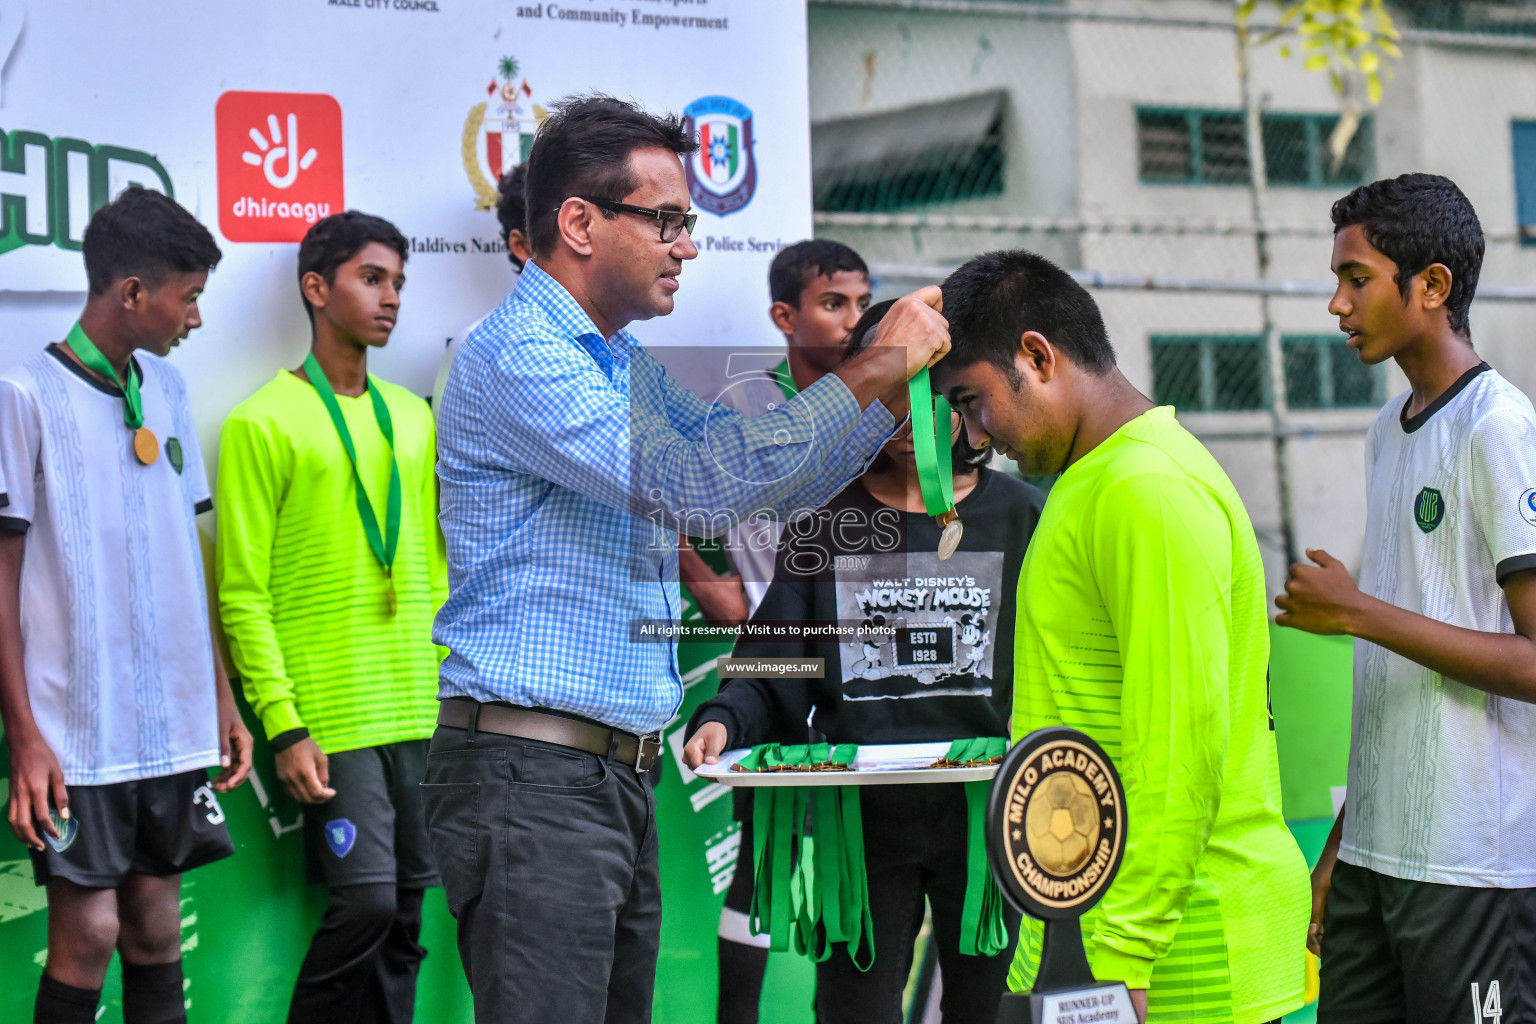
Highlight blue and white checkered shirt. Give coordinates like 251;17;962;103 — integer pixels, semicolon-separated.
435;262;897;734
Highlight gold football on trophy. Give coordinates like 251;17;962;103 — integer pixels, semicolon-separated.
1025;771;1101;876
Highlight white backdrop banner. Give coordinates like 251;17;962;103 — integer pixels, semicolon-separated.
0;0;810;455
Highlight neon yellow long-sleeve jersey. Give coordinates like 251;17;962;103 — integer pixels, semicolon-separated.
215;370;446;754
1009;406;1309;1024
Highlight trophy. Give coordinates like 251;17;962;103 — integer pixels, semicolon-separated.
986;727;1134;1024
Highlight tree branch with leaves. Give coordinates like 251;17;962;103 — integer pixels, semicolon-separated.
1237;0;1403;104
1236;0;1403;172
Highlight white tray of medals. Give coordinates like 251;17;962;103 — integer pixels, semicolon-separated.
692;741;1002;787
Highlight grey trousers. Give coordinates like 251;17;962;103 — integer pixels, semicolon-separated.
421;720;661;1024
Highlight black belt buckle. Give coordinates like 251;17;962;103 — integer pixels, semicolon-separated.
633;733;660;774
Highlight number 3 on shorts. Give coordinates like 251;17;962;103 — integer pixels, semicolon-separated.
193;783;226;825
1471;980;1501;1024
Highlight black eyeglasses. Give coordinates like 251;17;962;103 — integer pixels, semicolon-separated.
562;197;698;243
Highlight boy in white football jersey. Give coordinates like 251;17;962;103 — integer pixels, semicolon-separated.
1279;173;1536;1024
0;187;251;1024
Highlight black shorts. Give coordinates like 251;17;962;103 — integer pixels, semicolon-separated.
29;767;235;888
302;739;440;889
1320;860;1536;1024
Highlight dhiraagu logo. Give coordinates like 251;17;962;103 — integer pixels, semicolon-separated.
216;91;343;242
0;128;173;256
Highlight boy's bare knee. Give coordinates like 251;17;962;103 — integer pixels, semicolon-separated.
45;886;121;985
74;902;121;959
116;875;184;964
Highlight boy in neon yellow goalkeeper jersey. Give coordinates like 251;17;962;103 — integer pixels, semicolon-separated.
932;250;1310;1024
217;212;446;1024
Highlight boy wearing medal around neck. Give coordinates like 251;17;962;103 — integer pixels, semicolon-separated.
215;212;448;1023
932;251;1310;1024
0;186;251;1024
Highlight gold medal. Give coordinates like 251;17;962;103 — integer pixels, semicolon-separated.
132;427;159;466
937;509;963;561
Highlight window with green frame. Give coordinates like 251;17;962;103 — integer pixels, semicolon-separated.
1281;335;1386;409
1137;108;1372;188
1151;333;1384;412
1150;335;1267;412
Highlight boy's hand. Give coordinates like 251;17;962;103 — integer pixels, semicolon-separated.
1308;863;1332;957
1276;549;1366;635
1129;989;1148;1023
212;693;253;792
1308;805;1345;958
8;734;67;851
683;722;729;770
691;573;750;630
276;737;336;804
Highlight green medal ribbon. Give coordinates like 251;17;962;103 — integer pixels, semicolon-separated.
771;357;798;404
740;739;1003;964
302;353;402;614
945;736;1010;957
66;322;144;428
909;367;955;518
744;744;874;970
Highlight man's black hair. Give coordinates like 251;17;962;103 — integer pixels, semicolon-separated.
523;94;699;257
497;163;529;270
296;211;409;323
81;186;222;296
847;298;990;469
1331;173;1484;336
941;250;1115;376
768;239;869;307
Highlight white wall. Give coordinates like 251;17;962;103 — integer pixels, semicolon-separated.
811;0;1536;594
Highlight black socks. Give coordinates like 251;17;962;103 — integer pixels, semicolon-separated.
35;973;101;1024
122;959;186;1024
35;960;185;1024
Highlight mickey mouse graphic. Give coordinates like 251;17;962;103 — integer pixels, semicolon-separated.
850;614;888;679
958;612;991;675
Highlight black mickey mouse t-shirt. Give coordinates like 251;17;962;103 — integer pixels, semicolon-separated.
690;467;1046;749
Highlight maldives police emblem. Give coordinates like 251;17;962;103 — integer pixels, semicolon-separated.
684;96;757;216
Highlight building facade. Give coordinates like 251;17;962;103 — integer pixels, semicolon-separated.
810;0;1536;592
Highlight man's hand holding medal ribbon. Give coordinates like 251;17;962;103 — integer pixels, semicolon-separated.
860;284;964;561
828;284;960;560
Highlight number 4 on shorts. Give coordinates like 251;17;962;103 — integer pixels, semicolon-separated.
1471;980;1502;1024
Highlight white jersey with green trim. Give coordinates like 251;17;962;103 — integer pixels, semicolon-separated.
1344;363;1536;887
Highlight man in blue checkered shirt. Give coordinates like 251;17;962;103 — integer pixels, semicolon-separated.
424;96;950;1023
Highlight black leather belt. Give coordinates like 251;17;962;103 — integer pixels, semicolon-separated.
437;699;662;774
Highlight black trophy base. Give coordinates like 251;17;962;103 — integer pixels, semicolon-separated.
996;917;1137;1023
